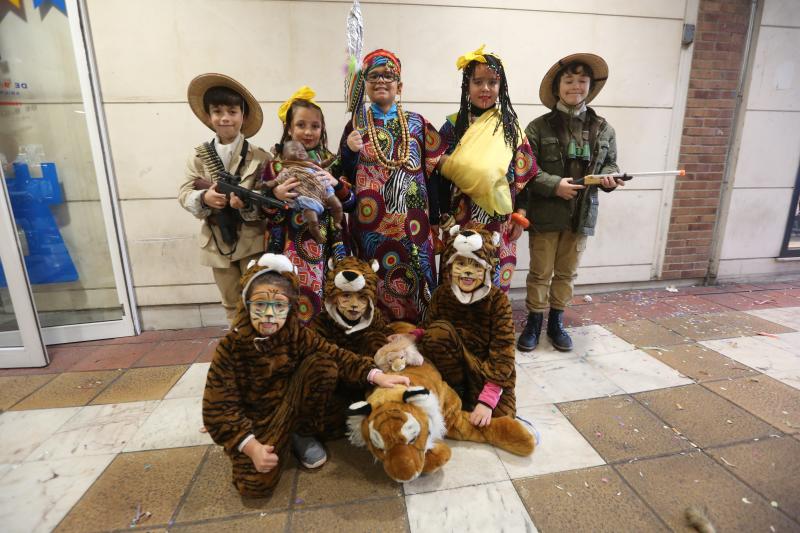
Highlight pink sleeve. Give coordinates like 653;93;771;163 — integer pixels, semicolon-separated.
477;381;503;409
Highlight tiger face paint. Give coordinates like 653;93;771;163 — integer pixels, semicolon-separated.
451;256;487;294
336;292;370;322
247;283;291;336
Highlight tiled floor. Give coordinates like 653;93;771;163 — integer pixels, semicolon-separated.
2;282;800;532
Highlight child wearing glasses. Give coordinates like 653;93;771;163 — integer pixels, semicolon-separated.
202;253;408;498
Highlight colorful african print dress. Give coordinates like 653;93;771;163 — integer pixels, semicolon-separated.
262;148;356;324
342;104;446;323
436;113;537;292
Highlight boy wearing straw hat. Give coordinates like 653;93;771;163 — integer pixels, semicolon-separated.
179;73;271;324
516;54;624;352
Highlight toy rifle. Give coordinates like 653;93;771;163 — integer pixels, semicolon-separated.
215;171;291;212
575;169;685;186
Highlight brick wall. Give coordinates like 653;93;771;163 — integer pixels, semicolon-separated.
661;0;753;279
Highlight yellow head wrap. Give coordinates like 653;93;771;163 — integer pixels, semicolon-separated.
277;86;319;124
456;44;488;71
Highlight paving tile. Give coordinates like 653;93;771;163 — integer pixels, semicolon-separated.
403;440;508;495
616;452;797;532
705;311;796;336
294;439;402;507
740;290;800;307
27;401;159;461
604;320;688;348
0;454;115;533
703;375;800;434
165;363;210;399
405;480;537;533
590;350;693;394
628;300;683;320
701;336;800;376
635;385;779;448
0;407;81;463
495;404;604;478
653;314;747;341
661;295;731;314
747;307;800;330
9;370;121;410
196;338;220;363
175;445;294;522
0;374;56;410
133;339;206;368
755;331;800;356
124;397;212;452
54;446;206;533
698;292;770;311
171;513;288;533
68;342;157;371
516;358;623;405
516;324;635;364
90;365;188;404
573;303;639;324
707;437;800;522
559;395;693;463
643;343;758;382
291;497;407;533
0;346;97;377
514;465;667;532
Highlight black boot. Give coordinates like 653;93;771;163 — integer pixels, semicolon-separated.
547;309;573;351
516;312;543;352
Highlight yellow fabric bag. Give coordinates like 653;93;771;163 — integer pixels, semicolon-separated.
440;109;518;216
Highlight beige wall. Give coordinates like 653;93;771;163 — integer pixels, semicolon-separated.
716;0;800;281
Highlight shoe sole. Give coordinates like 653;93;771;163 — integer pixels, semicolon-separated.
516;340;538;352
548;336;573;352
300;455;327;469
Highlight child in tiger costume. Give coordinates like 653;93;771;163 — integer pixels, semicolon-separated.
409;227;518;426
202;253;409;498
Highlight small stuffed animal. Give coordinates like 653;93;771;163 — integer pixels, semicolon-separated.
374;333;424;372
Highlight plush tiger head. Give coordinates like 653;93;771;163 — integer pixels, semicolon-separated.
347;386;446;482
324;256;380;334
234;253;299;337
444;226;499;303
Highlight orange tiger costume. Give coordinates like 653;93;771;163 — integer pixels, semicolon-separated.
202;257;378;498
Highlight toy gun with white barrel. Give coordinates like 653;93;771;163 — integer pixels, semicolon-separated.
575;169;685;186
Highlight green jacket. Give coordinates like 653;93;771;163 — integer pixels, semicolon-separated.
517;107;619;235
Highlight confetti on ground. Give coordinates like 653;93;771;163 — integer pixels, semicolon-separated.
130;503;151;527
741;497;752;504
726;419;733;424
583;295;593;303
676;403;684;410
555;485;564;491
601;477;609;483
771;501;779;508
720;456;736;468
295;498;305;504
665;286;679;293
756;331;779;339
584;481;589;488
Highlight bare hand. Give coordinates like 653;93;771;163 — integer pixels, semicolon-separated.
600;176;624;189
243;440;278;473
372;372;411;388
440;214;455;233
555;178;585;200
230;194;245;209
508;223;524;242
273;177;300;201
469;403;492;427
203;183;228;209
316;171;338;188
346;130;364;152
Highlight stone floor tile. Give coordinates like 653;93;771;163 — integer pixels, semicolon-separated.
124;397;212;452
741;290;800;307
291;497;407;533
27;401;159;461
171;513;287;533
196;338;220;363
516;324;635;364
496;404;604;478
518;357;624;405
653;314;747;342
0;374;56;410
559;395;693;463
90;365;188;404
699;292;772;311
0;346;97;377
703;375;800;433
514;465;668;532
574;303;640;324
616;452;797;532
68;342;158;371
590;349;693;394
175;445;294;522
746;307;800;330
705;311;796;336
755;331;800;356
132;339;206;368
405;480;537;533
294;439;402;508
55;446;206;533
701;336;800;376
9;370;122;411
165;363;210;399
643;343;757;382
707;437;800;522
0;454;115;533
0;407;81;463
635;385;778;448
769;370;800;391
604;320;688;348
628;300;684;320
403;440;508;495
661;295;731;314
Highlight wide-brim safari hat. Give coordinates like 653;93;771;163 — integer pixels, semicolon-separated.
539;53;608;110
187;73;263;138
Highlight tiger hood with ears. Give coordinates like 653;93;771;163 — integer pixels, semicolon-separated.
323;255;380;335
347;360;535;483
443;226;500;304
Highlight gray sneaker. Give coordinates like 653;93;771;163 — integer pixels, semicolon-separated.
291;433;327;469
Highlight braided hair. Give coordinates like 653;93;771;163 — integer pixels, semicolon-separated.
453;54;519;150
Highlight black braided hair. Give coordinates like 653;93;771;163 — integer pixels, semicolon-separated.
453;54;519;150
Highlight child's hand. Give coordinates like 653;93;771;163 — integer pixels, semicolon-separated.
469;403;492;427
315;171;338;188
230;194;245;209
373;372;411;388
203;183;228;209
274;177;300;201
242;440;279;473
555;178;585;200
346;130;363;152
600;175;624;189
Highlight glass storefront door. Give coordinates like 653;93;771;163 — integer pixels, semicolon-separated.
0;0;136;364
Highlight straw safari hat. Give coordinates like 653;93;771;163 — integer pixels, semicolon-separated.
187;73;263;138
539;53;608;110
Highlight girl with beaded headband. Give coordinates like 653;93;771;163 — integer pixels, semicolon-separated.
340;49;447;324
260;86;361;324
433;45;538;293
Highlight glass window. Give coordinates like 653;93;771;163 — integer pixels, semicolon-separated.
781;166;800;258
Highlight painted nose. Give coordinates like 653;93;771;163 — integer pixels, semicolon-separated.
342;271;358;282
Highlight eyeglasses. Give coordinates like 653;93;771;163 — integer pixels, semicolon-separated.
365;72;399;83
247;300;291;318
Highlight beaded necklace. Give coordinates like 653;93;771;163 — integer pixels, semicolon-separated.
364;102;411;169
